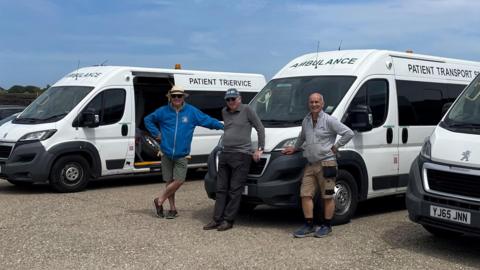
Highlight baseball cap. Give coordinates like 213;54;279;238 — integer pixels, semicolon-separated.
224;88;240;100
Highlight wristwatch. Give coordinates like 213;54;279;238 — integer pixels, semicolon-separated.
257;147;263;151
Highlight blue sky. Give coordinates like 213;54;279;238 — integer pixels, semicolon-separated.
1;0;480;89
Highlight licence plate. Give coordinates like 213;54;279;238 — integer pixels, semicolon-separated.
242;186;248;195
430;205;471;225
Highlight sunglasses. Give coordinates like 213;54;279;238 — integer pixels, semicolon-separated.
171;94;184;99
225;97;237;102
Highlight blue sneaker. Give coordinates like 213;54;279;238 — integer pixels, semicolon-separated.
293;224;315;238
314;225;332;238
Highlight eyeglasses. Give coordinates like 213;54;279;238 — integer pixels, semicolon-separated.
226;97;237;102
171;94;184;99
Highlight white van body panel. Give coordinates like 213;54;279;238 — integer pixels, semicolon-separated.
431;126;480;168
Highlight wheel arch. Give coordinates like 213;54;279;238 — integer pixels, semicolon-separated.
337;150;369;201
47;141;102;179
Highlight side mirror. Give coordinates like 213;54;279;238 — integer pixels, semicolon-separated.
80;108;100;128
441;102;453;117
346;105;373;132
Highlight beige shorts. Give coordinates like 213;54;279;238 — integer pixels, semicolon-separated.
300;160;337;199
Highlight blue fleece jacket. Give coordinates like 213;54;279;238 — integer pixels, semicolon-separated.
144;103;224;160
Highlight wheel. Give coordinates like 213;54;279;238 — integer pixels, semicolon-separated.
332;169;358;225
422;225;462;238
141;133;162;161
7;179;33;187
50;155;90;192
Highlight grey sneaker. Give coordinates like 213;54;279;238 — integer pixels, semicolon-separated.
293;224;315;238
165;210;178;219
314;225;332;238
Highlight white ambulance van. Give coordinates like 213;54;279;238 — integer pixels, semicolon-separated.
407;73;480;237
0;66;265;192
204;49;480;224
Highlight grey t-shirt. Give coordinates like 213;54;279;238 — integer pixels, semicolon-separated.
222;104;265;154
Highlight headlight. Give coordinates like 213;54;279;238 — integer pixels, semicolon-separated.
273;137;297;151
19;129;57;141
420;138;431;159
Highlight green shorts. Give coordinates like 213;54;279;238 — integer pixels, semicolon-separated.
161;156;188;182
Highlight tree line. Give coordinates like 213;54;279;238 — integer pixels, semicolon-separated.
0;85;50;94
0;85;49;106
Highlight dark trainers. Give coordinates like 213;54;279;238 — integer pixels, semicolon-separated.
293;224;315;238
203;220;220;230
153;198;164;218
217;221;233;231
314;225;332;238
165;210;178;219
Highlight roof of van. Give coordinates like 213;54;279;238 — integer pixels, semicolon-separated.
273;49;480;82
53;66;266;91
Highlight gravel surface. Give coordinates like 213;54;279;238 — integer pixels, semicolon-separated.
1;173;479;270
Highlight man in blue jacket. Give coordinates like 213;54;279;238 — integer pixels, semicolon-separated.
145;85;224;219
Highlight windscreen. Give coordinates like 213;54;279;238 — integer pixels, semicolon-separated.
442;74;480;133
250;76;356;127
15;86;94;124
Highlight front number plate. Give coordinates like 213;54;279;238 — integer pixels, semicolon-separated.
430;205;471;225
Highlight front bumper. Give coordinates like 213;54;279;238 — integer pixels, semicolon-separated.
406;156;480;236
0;141;54;183
204;147;307;207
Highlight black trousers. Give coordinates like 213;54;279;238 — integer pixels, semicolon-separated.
213;151;252;223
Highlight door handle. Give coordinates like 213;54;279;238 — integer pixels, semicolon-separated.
402;128;408;144
121;124;128;136
386;128;393;144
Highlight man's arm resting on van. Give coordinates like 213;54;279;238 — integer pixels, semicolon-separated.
193;108;224;130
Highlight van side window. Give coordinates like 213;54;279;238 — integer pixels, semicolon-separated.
396;81;464;126
348;79;388;128
84;89;126;125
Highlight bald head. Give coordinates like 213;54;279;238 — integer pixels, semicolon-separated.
308;92;324;116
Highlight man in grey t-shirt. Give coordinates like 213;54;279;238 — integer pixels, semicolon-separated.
283;93;354;238
203;88;265;231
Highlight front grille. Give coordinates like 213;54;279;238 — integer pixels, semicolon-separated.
248;158;267;175
427;169;480;199
0;145;13;159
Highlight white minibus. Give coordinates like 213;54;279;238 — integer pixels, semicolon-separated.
204;49;480;224
407;73;480;237
0;66;265;192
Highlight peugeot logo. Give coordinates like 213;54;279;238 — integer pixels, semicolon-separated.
461;150;471;162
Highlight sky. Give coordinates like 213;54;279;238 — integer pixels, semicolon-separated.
1;0;480;89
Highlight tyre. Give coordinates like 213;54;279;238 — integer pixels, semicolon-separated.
332;169;358;225
422;225;462;238
238;202;257;214
50;155;90;192
141;133;162;161
7;179;33;187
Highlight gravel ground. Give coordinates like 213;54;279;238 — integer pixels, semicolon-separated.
1;173;479;270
